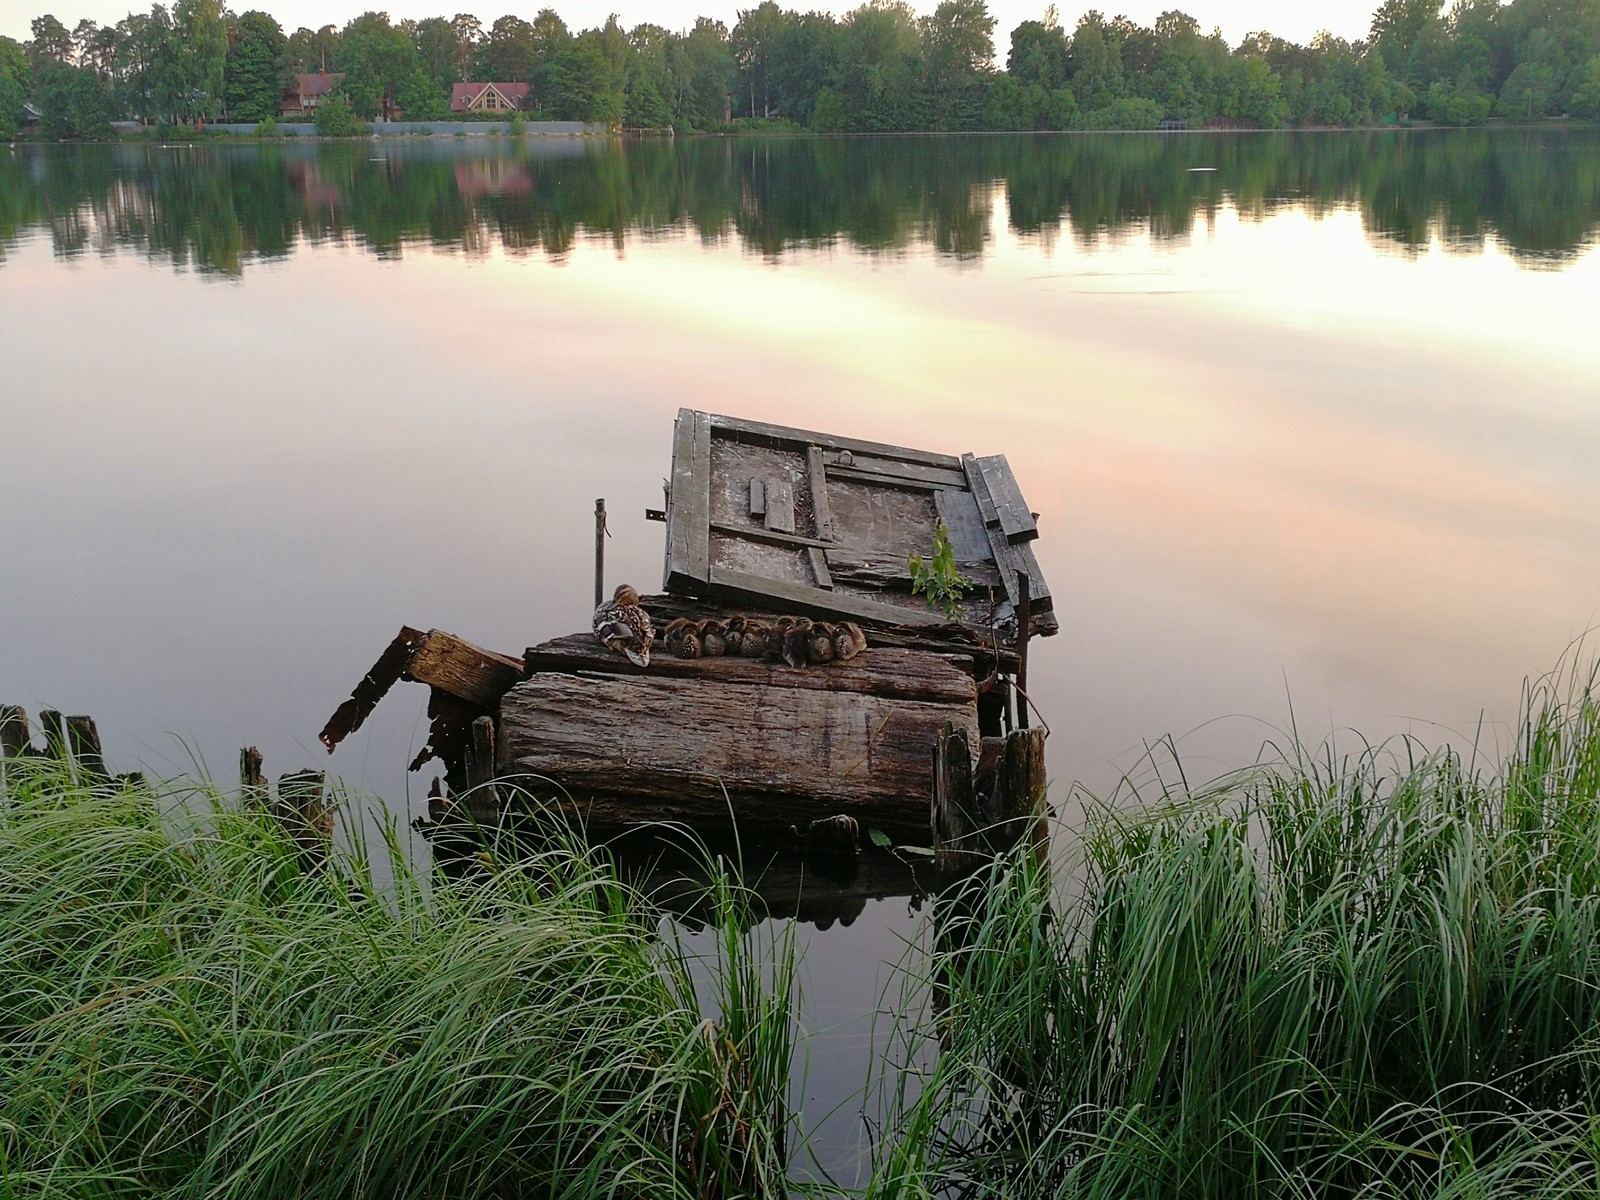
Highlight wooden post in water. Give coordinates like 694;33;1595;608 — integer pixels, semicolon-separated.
594;498;607;609
465;715;501;832
987;727;1048;857
240;747;267;808
0;707;29;759
1015;569;1031;731
65;716;107;780
275;770;332;870
932;722;985;875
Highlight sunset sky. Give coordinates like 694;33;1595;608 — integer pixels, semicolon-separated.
2;0;1381;53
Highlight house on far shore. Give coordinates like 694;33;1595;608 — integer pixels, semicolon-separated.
450;82;530;114
280;72;345;119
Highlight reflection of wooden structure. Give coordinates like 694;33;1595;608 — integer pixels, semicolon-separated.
662;409;1056;638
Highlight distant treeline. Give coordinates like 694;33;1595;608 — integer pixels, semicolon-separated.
3;0;1600;140
3;129;1597;275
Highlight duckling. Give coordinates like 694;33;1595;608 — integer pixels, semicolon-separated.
806;620;838;665
764;617;794;663
736;619;769;658
662;617;702;659
698;618;728;658
832;621;867;662
593;583;654;667
781;617;812;669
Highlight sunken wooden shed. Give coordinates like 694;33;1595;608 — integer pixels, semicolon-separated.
322;410;1054;847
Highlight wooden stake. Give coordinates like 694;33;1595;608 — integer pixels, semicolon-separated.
1015;569;1031;731
931;722;984;875
594;497;607;610
0;707;29;759
275;770;331;870
240;747;267;808
65;716;106;780
465;715;501;831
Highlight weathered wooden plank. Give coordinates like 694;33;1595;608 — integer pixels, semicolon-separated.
806;445;835;542
808;547;833;589
524;634;977;706
749;478;766;518
0;707;30;759
707;566;951;628
405;630;524;710
933;488;992;564
666;408;712;590
826;465;948;492
318;626;428;751
498;672;977;838
1011;538;1054;609
961;456;1022;610
824;453;968;490
975;454;1039;543
987;727;1047;855
713;520;831;550
465;715;501;830
764;478;795;534
705;411;962;469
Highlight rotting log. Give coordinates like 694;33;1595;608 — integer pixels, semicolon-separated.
498;658;978;840
986;727;1048;857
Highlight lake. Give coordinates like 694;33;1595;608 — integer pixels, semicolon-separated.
3;127;1599;1178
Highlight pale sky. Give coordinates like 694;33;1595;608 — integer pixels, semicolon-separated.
2;0;1378;53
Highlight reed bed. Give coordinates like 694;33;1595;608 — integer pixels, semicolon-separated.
0;762;795;1199
884;673;1600;1199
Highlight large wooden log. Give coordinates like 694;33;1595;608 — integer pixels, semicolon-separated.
498;661;978;839
524;634;976;706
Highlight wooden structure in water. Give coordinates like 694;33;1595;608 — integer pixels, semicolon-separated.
321;410;1054;860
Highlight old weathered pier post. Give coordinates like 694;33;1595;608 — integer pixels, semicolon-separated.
594;497;607;608
932;723;1048;872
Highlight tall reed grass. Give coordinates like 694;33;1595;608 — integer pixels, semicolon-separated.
883;672;1600;1198
0;762;795;1199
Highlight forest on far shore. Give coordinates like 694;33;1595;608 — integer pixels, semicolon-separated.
4;0;1600;139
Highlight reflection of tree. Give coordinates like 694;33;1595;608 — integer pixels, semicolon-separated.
0;130;1596;276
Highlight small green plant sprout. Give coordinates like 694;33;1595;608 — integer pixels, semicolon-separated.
908;519;972;619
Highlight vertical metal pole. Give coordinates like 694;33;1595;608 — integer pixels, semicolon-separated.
594;498;607;609
1015;570;1031;731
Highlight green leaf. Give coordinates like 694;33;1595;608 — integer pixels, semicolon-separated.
867;828;892;849
895;844;935;858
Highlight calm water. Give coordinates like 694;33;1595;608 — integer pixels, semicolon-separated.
4;129;1600;1177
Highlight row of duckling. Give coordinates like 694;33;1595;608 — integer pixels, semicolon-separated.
662;615;867;667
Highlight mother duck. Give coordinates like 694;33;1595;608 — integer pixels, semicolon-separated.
593;583;654;667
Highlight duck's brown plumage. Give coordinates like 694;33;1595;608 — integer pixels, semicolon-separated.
663;617;702;659
832;621;867;661
698;618;728;658
806;621;837;665
593;583;654;667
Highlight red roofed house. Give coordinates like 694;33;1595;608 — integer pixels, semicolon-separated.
450;82;531;114
280;72;345;119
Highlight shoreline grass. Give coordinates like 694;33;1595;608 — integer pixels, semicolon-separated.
7;667;1600;1197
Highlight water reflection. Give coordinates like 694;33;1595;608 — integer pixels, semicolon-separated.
3;129;1596;277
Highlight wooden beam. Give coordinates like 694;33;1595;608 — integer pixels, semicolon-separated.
764;478;795;534
666;408;712;591
933;488;991;563
932;722;985;874
825;465;949;492
807;547;833;590
499;672;977;839
823;452;968;490
65;716;107;779
241;746;267;808
975;454;1039;542
707;566;952;628
960;456;1021;610
523;634;977;706
704;410;962;469
466;715;501;830
275;770;332;869
748;477;766;518
806;445;835;541
318;626;428;751
405;630;524;710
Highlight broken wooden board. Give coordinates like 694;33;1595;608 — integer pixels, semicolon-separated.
319;626;523;752
499;652;979;839
664;408;1055;636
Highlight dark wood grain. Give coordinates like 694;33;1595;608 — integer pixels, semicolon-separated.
807;444;835;541
764;478;795;534
975;454;1039;542
707;411;962;468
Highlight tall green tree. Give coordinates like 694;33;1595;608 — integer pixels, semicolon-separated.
225;10;285;121
0;36;27;137
29;15;74;62
732;1;789;118
34;57;114;136
545;30;623;123
174;0;228;120
474;15;537;82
